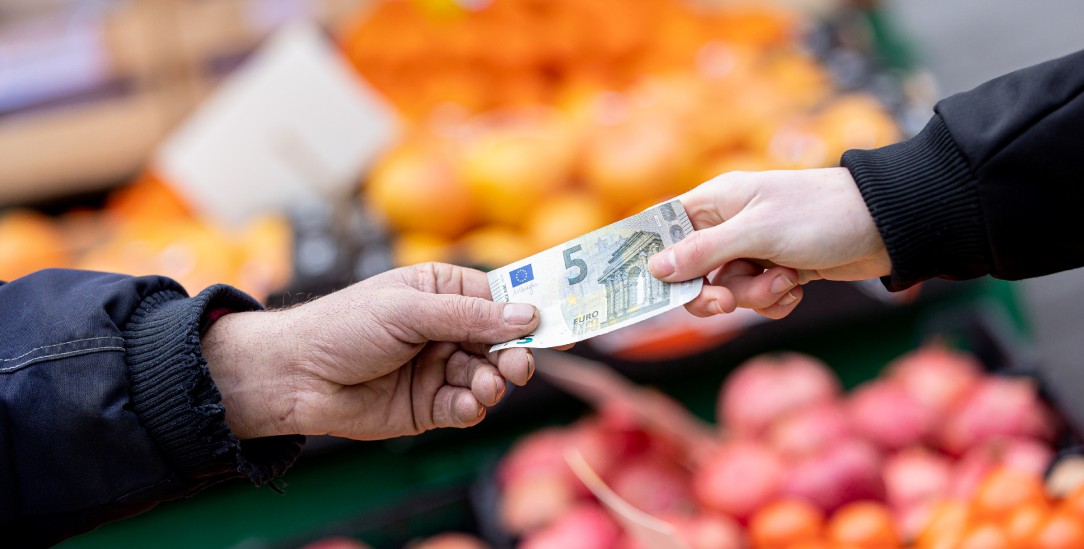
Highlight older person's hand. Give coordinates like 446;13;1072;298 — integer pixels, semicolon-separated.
650;168;892;319
202;263;539;440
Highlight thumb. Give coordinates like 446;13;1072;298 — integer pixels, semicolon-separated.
648;216;762;282
409;293;539;344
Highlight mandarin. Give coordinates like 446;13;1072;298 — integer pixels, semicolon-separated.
1029;513;1084;549
827;501;902;548
524;191;614;253
749;498;825;548
0;209;71;281
972;468;1048;521
366;137;477;239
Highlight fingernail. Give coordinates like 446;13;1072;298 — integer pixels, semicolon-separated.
771;275;796;295
778;291;798;307
503;303;535;325
711;299;725;315
649;250;676;278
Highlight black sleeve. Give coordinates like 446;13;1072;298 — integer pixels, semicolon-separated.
842;48;1084;290
0;269;304;546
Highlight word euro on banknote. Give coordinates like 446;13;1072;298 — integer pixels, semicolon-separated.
488;200;703;351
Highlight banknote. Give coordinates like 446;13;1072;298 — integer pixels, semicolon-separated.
488;199;703;351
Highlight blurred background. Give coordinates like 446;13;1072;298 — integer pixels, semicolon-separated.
2;0;1083;548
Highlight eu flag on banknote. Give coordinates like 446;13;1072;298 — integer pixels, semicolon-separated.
510;264;534;287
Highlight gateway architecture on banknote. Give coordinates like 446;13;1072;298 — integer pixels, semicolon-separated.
597;230;670;326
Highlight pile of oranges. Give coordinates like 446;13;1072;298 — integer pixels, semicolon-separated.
912;469;1084;549
2;0;903;294
745;470;1084;549
341;0;800;117
749;499;902;548
0;174;292;302
344;0;902;269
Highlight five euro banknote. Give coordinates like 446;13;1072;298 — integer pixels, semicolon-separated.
488;199;703;351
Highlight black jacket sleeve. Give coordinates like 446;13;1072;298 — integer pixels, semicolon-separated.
0;269;304;547
842;48;1084;290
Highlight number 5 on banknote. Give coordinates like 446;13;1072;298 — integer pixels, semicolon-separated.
488;200;703;351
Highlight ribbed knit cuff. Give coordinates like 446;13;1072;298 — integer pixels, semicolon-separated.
124;284;304;492
842;115;991;291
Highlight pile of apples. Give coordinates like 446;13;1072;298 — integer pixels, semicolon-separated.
494;344;1071;548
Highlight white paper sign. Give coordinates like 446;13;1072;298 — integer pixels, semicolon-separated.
155;22;398;227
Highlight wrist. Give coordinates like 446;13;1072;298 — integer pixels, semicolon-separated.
202;309;301;439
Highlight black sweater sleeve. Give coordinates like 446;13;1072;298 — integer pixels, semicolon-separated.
842;48;1084;290
0;270;303;547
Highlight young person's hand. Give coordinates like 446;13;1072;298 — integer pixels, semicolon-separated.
650;168;891;319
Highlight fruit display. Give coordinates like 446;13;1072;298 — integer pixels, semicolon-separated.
0;173;293;302
1;0;910;303
486;343;1073;548
7;3;1054;549
342;0;906;270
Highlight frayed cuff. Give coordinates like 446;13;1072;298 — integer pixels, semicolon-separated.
124;285;304;492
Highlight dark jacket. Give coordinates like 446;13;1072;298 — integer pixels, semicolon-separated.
843;48;1084;290
0;269;303;547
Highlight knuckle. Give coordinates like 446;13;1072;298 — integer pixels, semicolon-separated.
446;351;473;382
411;263;439;293
464;298;493;325
450;298;501;341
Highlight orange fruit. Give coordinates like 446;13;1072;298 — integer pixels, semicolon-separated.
392;231;454;267
75;241;150;278
786;541;832;549
699;151;775;182
158;221;242;293
1005;501;1051;545
458;109;575;227
0;209;71;281
581;115;697;211
827;501;901;548
1058;483;1084;520
83;219;240;294
627;75;712;144
236;214;293;300
1029;513;1084;549
957;522;1011;549
759;118;833;170
972;468;1048;520
816;94;902;160
366;137;477;239
455;225;534;269
55;209;112;260
524;191;614;252
704;3;798;48
106;172;192;225
915;530;966;549
749;498;825;547
419;65;490;113
917;499;971;545
762;52;831;112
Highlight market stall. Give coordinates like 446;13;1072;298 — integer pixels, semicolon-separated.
3;0;1081;547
